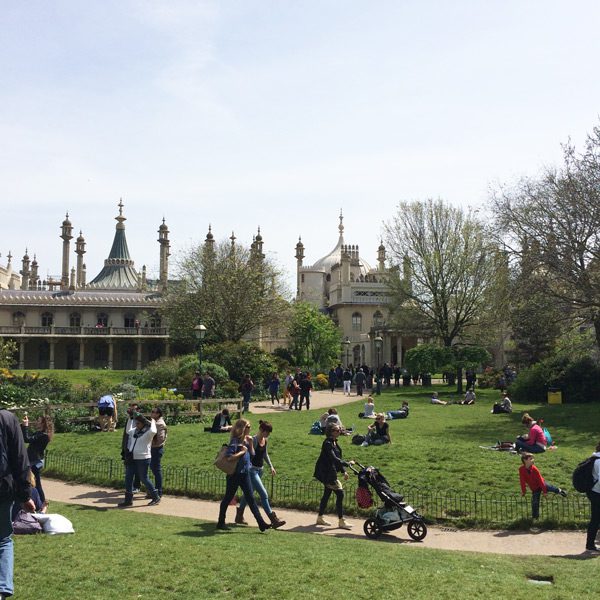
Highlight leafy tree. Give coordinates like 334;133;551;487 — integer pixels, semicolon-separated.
162;238;289;349
491;124;600;353
203;341;278;385
383;199;500;349
0;340;17;370
288;302;341;371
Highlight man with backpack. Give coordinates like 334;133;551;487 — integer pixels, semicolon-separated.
574;441;600;554
0;410;35;599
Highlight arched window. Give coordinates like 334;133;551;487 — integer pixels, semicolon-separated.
124;313;136;328
96;313;108;328
373;311;384;326
352;312;362;331
41;312;53;327
70;312;81;327
148;313;161;328
12;312;25;326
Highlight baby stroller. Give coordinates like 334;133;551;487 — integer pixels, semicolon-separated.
349;462;427;541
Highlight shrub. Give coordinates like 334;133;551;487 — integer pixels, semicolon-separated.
478;367;504;389
314;373;329;390
203;341;278;384
510;354;600;403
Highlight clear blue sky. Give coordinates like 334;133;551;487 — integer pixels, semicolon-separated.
2;1;600;292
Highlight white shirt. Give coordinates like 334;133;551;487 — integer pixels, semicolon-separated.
592;452;600;494
126;419;157;460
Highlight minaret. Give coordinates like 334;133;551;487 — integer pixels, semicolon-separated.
30;255;39;290
230;231;236;254
295;237;304;299
204;225;215;253
75;231;86;289
255;227;264;259
20;249;30;291
157;218;170;293
377;241;386;272
69;267;76;290
60;212;73;290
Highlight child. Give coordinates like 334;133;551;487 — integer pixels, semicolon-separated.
519;452;567;520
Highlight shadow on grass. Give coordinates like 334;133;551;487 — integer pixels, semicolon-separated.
176;522;227;538
284;524;420;544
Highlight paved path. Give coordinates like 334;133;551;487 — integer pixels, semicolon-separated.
44;478;593;558
249;388;367;414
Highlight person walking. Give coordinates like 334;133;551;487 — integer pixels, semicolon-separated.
119;411;160;507
298;372;313;410
191;371;203;399
235;420;286;529
202;372;216;399
518;452;566;520
240;374;254;413
342;367;352;396
268;373;280;405
584;441;600;553
289;377;300;411
328;368;336;393
0;409;35;600
121;403;141;493
148;407;167;499
216;419;271;532
20;414;53;504
313;423;354;530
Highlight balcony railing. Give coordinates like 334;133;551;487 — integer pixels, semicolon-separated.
0;325;168;337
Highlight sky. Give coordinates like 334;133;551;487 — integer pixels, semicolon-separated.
2;0;600;294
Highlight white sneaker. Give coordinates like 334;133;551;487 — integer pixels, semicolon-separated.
338;518;353;530
316;515;331;526
361;441;369;447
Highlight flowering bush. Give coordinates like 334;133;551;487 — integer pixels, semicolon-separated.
314;373;329;390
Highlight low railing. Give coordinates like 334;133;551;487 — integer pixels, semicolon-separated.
43;450;591;526
0;325;168;336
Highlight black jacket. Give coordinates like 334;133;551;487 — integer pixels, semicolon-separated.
20;426;50;464
1;411;32;502
314;437;347;485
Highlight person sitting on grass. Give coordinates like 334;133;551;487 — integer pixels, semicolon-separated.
361;413;391;446
430;392;447;405
211;408;233;433
387;401;409;420
320;408;351;435
460;389;476;405
515;413;547;454
492;392;512;414
519;452;567;520
361;396;375;418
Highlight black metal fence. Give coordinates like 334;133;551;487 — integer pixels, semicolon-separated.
44;450;591;526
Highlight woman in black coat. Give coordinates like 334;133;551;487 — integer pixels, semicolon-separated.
314;422;354;529
21;415;53;504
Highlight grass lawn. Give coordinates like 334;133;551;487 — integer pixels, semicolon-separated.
14;501;598;600
12;369;137;388
49;385;599;500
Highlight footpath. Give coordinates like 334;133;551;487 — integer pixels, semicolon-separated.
45;389;593;558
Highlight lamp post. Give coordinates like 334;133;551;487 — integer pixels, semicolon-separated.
343;337;351;368
374;334;383;393
194;324;207;372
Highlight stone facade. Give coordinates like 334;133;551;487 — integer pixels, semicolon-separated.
0;202;170;370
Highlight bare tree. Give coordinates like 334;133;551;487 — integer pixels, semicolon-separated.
383;199;500;348
491;124;600;352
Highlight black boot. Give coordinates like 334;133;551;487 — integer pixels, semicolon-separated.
147;491;161;506
118;492;133;507
235;507;248;525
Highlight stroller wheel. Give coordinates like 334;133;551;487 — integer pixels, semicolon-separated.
407;519;427;541
363;518;382;539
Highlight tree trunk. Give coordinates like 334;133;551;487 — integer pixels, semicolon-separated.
593;313;600;356
456;367;463;395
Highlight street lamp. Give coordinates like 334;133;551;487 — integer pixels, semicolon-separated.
194;324;207;372
374;334;383;395
343;337;351;367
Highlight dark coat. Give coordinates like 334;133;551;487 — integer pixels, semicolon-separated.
313;437;347;485
1;410;32;502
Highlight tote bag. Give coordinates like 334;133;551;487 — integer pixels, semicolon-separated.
214;445;239;475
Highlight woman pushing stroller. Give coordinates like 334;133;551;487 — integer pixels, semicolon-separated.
314;422;354;530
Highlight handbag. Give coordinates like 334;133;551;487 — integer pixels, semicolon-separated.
214;445;239;475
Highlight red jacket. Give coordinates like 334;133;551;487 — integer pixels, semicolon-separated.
519;464;547;495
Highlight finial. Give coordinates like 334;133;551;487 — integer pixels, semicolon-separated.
7;251;11;263
230;231;236;246
338;209;344;235
118;198;124;215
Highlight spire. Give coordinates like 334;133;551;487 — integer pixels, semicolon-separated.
338;209;344;238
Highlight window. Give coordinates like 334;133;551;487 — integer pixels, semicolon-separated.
69;312;81;327
124;313;136;328
96;313;108;328
148;313;161;328
12;312;25;326
352;312;362;331
41;312;53;327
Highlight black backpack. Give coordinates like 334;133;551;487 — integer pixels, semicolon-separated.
572;456;599;493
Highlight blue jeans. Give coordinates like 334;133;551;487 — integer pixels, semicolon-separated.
242;392;251;412
0;500;14;597
150;447;164;496
515;437;545;453
31;463;45;504
531;483;559;519
238;467;272;515
125;459;157;498
218;471;267;527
